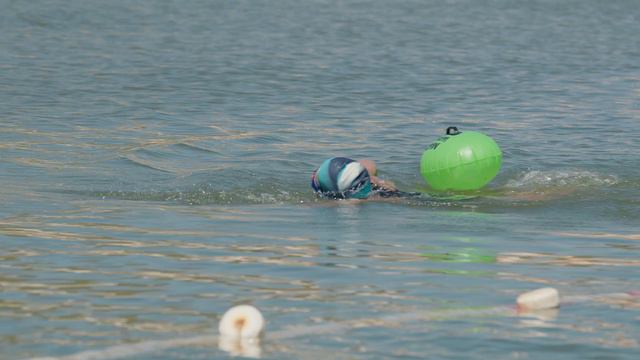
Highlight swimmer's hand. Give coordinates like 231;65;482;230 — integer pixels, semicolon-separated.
371;176;397;192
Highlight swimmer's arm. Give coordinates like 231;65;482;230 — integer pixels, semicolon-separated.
356;159;398;192
371;176;397;192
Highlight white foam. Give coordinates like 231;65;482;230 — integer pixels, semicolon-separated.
506;170;619;189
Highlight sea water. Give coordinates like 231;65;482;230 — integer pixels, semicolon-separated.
1;0;639;359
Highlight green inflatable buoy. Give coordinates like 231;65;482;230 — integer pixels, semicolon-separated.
420;127;502;191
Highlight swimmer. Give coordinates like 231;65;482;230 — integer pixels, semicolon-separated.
310;157;573;202
310;157;411;200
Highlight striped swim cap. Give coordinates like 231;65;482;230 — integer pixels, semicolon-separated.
311;157;372;199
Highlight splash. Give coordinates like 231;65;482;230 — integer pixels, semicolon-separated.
505;170;619;189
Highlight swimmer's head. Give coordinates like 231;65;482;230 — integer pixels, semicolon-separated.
311;157;372;199
357;159;377;176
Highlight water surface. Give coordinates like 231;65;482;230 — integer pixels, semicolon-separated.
1;0;639;359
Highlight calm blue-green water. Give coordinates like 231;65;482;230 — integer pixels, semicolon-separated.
1;0;639;359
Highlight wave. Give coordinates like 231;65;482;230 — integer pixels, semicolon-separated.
57;169;625;208
84;187;311;206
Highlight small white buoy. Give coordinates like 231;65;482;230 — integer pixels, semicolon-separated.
516;287;560;311
219;305;265;339
218;305;265;358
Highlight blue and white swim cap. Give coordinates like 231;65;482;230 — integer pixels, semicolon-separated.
311;157;372;199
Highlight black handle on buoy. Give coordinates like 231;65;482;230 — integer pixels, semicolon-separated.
446;126;461;135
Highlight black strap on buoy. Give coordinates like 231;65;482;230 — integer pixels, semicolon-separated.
446;126;461;135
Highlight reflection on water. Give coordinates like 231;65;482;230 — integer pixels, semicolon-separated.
2;197;638;358
497;252;640;267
